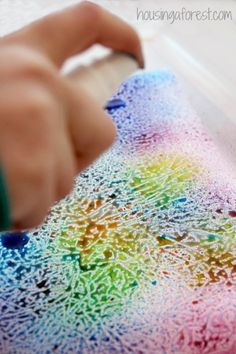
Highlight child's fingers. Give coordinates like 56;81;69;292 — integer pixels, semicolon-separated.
63;80;116;173
4;1;144;68
0;80;75;229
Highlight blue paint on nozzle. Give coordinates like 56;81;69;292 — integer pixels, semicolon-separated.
106;98;126;111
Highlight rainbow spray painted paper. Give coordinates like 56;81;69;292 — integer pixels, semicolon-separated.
1;70;236;354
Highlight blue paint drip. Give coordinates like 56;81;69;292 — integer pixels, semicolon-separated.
1;232;29;250
105;98;126;111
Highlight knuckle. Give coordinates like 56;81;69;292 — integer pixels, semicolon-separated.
24;62;49;81
17;148;52;189
0;45;31;65
22;59;55;83
26;91;53;118
79;1;102;24
0;44;54;79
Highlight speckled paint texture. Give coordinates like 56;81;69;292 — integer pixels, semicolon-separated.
1;70;236;354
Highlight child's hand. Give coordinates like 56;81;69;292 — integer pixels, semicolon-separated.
0;1;143;230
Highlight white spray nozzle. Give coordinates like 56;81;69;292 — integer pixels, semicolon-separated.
66;52;139;106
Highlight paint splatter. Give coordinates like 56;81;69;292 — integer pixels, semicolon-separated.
1;231;29;249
